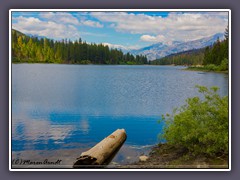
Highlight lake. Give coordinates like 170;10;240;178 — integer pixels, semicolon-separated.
11;64;228;168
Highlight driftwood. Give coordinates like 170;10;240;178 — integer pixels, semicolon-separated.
73;129;127;168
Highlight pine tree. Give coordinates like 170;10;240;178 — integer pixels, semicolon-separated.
12;29;145;65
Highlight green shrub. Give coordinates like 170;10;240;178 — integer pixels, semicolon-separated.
159;86;228;157
80;60;91;64
126;61;137;65
218;58;228;71
204;64;219;71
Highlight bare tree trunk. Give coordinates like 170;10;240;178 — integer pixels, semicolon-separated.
73;129;127;168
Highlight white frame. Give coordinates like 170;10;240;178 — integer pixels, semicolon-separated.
9;9;231;171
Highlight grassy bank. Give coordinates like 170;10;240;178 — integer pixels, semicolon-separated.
186;66;228;73
185;59;228;73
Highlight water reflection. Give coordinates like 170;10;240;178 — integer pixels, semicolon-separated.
12;143;154;168
79;119;90;134
12;64;229;166
12;113;163;151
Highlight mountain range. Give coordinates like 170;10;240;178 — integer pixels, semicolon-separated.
14;28;224;62
130;33;224;60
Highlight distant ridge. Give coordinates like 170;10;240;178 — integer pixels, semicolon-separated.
131;33;224;60
12;29;25;36
150;48;205;65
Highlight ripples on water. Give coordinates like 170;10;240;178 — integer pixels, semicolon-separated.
12;64;228;167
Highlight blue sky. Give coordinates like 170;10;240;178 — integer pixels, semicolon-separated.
12;11;228;50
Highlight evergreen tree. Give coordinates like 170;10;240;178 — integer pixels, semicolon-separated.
202;27;229;70
11;29;148;65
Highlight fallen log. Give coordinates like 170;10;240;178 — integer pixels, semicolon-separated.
73;129;127;168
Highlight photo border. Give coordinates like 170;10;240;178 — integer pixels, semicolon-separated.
9;9;231;172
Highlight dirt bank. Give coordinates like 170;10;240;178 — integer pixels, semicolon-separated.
118;143;228;169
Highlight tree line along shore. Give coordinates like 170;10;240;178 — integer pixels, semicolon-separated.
12;29;148;65
12;27;228;73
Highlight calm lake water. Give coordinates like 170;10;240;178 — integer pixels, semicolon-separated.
12;64;228;168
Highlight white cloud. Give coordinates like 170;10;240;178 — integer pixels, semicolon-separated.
40;12;104;28
40;12;103;28
81;20;103;28
103;42;126;49
12;16;81;40
12;11;228;45
102;42;139;50
140;34;166;42
40;12;79;25
91;11;228;43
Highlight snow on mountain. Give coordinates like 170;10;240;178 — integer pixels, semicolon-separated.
131;33;224;60
102;43;134;54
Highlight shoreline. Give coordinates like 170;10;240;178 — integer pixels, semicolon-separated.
119;143;228;169
183;66;228;74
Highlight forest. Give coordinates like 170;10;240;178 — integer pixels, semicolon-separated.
12;29;148;65
203;27;229;66
12;27;229;70
150;48;205;66
151;27;229;71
